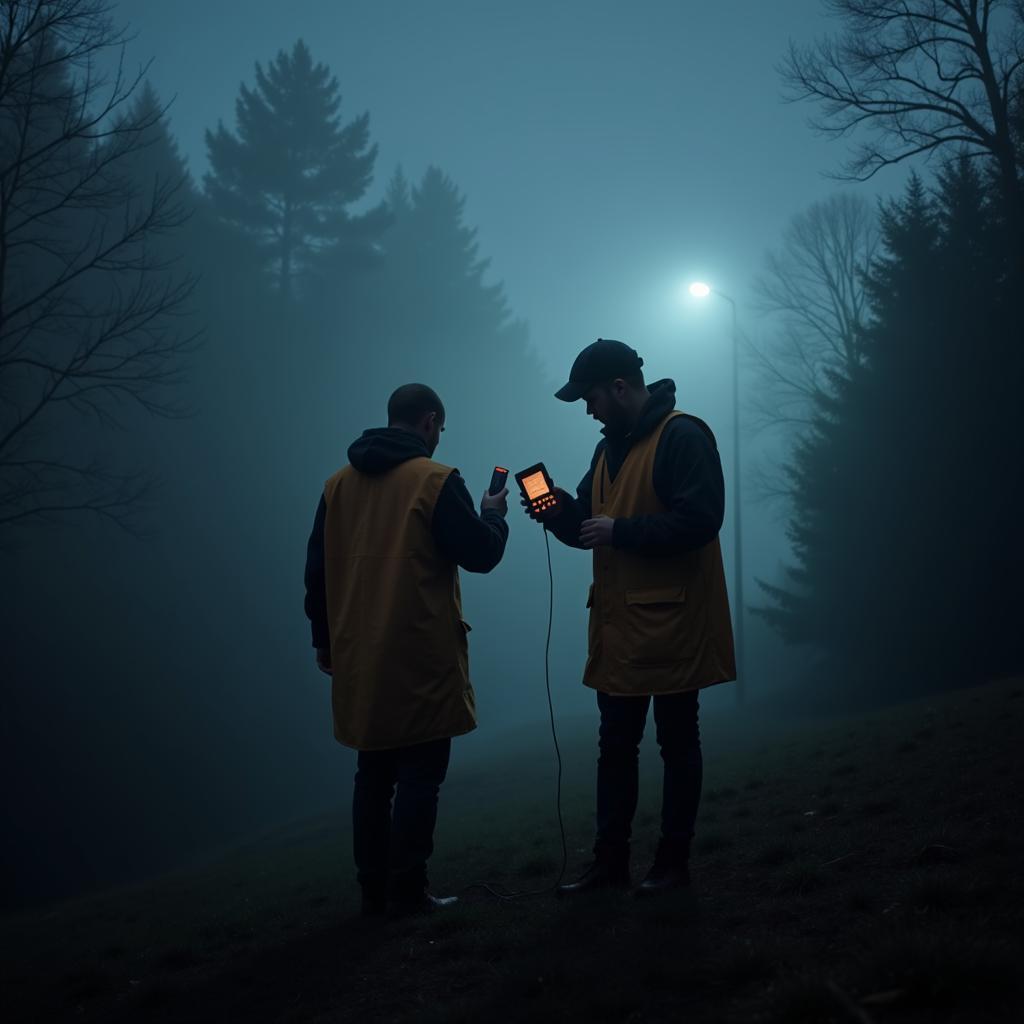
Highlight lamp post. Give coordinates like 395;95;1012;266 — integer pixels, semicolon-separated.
688;281;744;702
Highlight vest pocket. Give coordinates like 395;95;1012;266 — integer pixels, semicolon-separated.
623;586;689;664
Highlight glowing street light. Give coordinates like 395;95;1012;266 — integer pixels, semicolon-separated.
687;280;745;703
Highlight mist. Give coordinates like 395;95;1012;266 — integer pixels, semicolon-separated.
2;2;1022;1021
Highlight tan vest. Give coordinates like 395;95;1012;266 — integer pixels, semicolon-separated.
585;411;737;695
322;457;476;750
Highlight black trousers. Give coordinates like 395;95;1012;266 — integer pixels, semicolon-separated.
351;736;451;899
595;689;702;860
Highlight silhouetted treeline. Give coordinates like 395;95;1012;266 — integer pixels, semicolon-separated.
754;0;1024;702
758;159;1024;698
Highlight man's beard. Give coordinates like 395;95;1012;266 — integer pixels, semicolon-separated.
602;407;630;435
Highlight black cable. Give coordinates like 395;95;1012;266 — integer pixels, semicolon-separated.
465;526;567;902
543;527;569;889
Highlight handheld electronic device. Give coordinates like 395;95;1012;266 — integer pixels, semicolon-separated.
488;466;509;496
515;462;560;515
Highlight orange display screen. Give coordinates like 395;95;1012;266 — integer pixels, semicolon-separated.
521;471;551;501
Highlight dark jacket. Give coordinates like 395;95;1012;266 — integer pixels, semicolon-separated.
304;428;508;649
546;379;725;553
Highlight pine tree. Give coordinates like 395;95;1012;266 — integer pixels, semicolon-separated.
203;39;388;301
385;165;412;219
757;176;939;694
117;83;194;201
365;166;542;408
398;167;511;336
759;162;1024;696
324;163;548;475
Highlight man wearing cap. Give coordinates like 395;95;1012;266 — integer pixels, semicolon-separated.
524;339;735;896
305;383;509;915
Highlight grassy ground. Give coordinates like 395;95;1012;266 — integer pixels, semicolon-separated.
3;677;1022;1023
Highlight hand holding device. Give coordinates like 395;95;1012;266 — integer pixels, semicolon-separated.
521;487;570;523
481;466;509;516
489;466;509;495
516;463;562;521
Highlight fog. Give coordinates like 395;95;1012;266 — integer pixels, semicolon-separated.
3;0;1021;919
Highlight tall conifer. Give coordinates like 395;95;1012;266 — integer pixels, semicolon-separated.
204;40;388;301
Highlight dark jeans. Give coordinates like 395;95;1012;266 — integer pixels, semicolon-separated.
352;736;451;899
595;689;702;861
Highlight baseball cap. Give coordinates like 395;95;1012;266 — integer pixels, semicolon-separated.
554;339;644;402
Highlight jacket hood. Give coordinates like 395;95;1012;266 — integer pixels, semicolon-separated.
347;428;429;475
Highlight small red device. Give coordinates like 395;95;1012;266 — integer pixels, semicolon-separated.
488;466;509;496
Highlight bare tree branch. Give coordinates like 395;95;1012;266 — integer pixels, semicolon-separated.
0;0;198;536
745;193;877;510
781;0;1024;253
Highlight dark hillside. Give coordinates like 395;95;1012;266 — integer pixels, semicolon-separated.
3;676;1021;1023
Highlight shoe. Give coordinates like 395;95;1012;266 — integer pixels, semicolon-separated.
634;843;691;896
361;891;387;917
556;850;630;896
391;892;459;916
634;863;691;895
359;874;388;917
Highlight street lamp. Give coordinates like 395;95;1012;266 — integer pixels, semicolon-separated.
688;281;744;702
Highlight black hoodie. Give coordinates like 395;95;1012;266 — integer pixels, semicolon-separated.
545;379;725;553
303;428;508;650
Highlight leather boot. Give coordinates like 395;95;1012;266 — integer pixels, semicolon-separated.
634;839;691;896
391;892;459;916
359;874;388;917
556;845;630;896
360;887;387;917
389;865;458;915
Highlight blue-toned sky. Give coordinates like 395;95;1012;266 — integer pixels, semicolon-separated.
113;0;911;612
119;0;900;385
